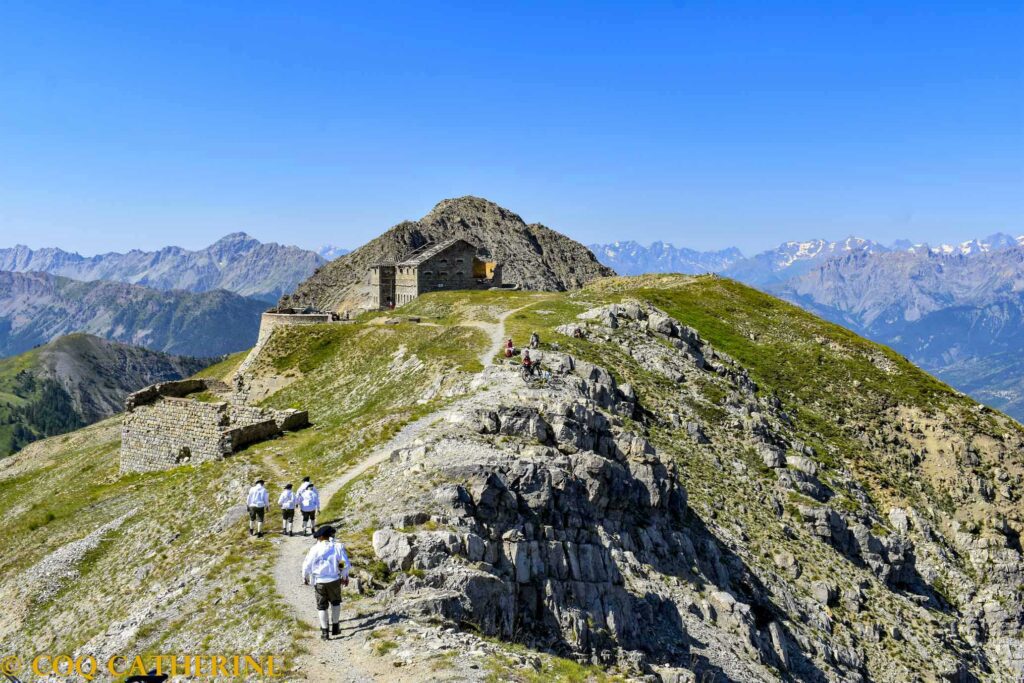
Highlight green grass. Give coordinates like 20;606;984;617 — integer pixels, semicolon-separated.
194;349;249;380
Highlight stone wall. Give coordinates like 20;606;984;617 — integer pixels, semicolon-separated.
370;265;396;309
120;378;310;474
124;378;208;411
416;240;478;296
121;397;232;473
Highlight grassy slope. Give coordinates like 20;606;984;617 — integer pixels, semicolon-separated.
0;345;83;456
0;304;502;680
0;335;212;457
0;278;1020;680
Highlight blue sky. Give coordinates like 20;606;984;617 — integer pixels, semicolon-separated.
0;1;1021;255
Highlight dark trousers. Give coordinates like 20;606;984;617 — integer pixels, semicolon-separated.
314;579;342;610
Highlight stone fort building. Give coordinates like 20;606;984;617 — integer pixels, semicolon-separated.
368;238;501;309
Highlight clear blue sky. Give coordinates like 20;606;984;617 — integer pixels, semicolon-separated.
1;1;1021;255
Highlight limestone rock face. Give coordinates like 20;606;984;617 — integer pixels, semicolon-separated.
285;196;615;311
340;298;1024;680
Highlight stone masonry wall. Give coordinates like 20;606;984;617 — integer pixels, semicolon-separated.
120;398;231;473
119;378;310;474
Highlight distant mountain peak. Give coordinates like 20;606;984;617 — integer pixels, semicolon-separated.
0;234;325;303
213;231;259;244
588;240;744;276
317;244;350;260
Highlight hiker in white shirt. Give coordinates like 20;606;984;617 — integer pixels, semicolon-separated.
301;525;351;640
297;476;311;496
278;483;297;536
246;479;270;538
299;483;320;536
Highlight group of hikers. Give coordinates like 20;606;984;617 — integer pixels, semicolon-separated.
505;331;542;376
245;477;353;641
245;477;322;537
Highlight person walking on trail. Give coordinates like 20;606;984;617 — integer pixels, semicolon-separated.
278;483;297;536
530;331;540;349
246;479;269;537
301;525;351;640
299;483;320;536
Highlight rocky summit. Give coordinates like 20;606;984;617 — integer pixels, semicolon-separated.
285;196;615;311
1;275;1022;682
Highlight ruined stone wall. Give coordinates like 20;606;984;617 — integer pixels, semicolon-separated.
224;419;282;451
120;376;311;474
120;397;231;473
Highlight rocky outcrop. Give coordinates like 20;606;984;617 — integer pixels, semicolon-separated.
284;197;615;311
368;356;704;671
342;299;1024;680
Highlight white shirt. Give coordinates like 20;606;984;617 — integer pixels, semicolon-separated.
297;481;311;496
302;539;351;584
278;489;297;509
299;487;320;512
246;484;269;508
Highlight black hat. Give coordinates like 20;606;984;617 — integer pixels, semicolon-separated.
302;476;310;482
255;479;265;485
313;525;335;539
284;483;293;489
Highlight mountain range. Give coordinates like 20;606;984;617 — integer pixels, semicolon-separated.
776;246;1024;420
317;244;350;260
590;233;1024;421
0;232;325;303
0;271;266;358
0;333;208;456
591;232;1024;283
588;241;743;275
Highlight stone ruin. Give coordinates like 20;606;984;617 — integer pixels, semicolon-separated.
119;378;308;474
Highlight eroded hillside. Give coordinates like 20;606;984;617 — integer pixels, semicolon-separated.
1;276;1021;682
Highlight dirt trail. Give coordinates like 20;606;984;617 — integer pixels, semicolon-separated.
270;306;525;681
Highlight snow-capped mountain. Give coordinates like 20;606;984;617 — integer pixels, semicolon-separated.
923;233;1022;256
317;245;350;260
720;236;888;286
587;241;744;276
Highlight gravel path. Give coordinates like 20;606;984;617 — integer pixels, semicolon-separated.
270;307;525;681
